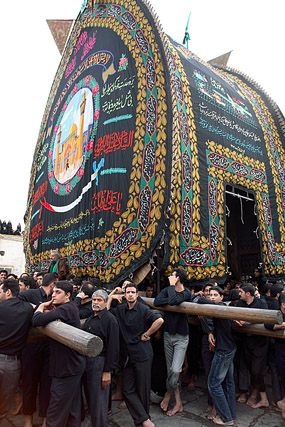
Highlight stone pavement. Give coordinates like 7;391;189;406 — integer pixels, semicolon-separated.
2;373;284;426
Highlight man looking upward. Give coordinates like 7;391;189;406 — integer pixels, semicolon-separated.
154;268;193;416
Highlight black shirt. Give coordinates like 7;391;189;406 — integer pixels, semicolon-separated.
0;298;34;356
198;297;236;351
111;300;162;363
154;286;193;335
32;301;85;377
74;297;93;319
19;287;50;306
236;297;268;345
84;308;119;372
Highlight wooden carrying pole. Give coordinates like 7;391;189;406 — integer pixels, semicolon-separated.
29;322;103;357
187;316;285;339
142;298;283;325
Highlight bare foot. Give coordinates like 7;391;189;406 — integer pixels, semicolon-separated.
166;404;183;416
118;400;126;409
207;406;217;420
277;399;285;419
142;419;155;427
24;415;33;427
212;415;234;425
112;392;123;401
160;392;171;412
251;399;269;409
237;392;248;403
246;398;257;408
11;391;23;416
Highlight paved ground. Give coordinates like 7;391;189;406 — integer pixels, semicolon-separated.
2;373;284;426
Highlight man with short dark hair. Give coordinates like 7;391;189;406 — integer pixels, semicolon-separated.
199;286;237;426
236;283;269;408
154;268;193;416
32;281;85;427
74;281;95;318
84;289;119;426
109;283;164;427
18;273;56;427
0;270;8;284
19;276;36;293
0;279;34;422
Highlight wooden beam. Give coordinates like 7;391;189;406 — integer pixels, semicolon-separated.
142;297;283;325
28;321;103;357
187;316;285;339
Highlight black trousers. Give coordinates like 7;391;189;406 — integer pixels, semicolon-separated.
241;336;268;392
122;357;152;426
22;342;51;417
85;355;109;427
47;374;82;427
201;334;214;405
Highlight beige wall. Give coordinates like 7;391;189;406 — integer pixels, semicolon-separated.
0;234;26;276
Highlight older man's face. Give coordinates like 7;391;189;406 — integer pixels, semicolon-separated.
92;295;106;313
50;252;59;262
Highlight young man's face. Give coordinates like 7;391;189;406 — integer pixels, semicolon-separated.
19;280;29;293
210;289;223;303
37;276;43;286
52;287;70;306
92;296;106;313
203;286;212;299
0;272;7;283
145;286;153;298
125;287;138;303
239;289;248;301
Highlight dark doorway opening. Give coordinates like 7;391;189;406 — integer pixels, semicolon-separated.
226;186;261;281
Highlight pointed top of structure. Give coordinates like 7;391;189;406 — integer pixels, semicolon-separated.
46;20;74;55
208;51;233;67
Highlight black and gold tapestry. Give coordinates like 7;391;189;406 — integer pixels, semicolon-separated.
25;0;285;283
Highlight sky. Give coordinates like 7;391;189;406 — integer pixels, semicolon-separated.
1;0;284;231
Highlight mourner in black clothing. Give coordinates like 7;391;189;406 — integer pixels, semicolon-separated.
235;283;269;408
198;287;237;425
109;283;164;427
32;281;85;427
18;273;56;427
84;289;119;427
265;291;285;419
0;279;34;421
74;281;95;319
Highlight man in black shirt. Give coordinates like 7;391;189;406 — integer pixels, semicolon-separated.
235;283;269;408
18;273;56;427
84;289;119;427
199;286;236;426
154;268;193;416
109;283;164;427
32;281;85;427
74;281;95;319
0;279;34;422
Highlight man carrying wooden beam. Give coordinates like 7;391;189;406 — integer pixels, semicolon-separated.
0;279;34;422
32;281;85;427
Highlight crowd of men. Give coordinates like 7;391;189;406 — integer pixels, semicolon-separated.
0;257;285;426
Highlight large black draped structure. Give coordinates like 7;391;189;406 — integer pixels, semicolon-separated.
25;0;285;284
